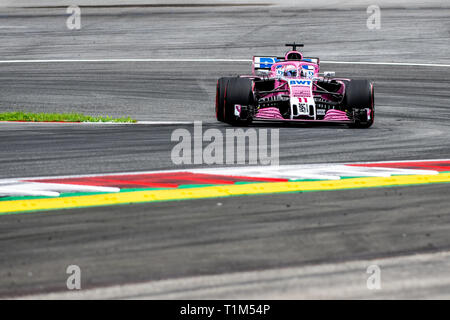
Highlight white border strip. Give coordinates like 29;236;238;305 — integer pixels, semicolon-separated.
0;26;28;29
0;58;251;64
0;121;194;125
0;58;448;68
321;60;450;68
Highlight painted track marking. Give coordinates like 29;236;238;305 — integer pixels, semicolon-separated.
1;160;449;215
0;58;448;68
3;158;447;182
1;173;450;215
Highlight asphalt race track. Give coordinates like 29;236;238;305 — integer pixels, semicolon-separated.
0;2;449;299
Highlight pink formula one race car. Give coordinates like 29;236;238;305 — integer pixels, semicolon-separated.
216;43;374;128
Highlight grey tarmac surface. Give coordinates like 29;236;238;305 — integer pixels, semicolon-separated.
0;3;449;298
2;184;450;298
20;250;450;299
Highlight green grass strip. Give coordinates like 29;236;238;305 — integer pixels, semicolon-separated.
0;111;136;123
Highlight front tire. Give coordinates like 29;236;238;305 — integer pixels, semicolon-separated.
224;77;254;125
216;77;230;122
344;80;375;128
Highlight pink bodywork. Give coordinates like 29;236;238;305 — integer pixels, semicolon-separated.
255;107;284;119
249;51;351;122
323;109;349;121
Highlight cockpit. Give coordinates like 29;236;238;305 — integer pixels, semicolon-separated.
272;62;315;79
252;43;320;78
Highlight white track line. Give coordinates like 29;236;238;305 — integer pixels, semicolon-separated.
0;58;251;64
0;182;119;198
135;121;193;125
0;26;28;29
0;187;59;197
0;58;448;68
17;182;120;193
321;60;450;68
0;121;193;125
81;121;194;125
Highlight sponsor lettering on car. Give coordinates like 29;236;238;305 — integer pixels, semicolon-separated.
289;80;312;86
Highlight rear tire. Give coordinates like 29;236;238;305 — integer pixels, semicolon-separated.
344;80;375;128
224;77;254;125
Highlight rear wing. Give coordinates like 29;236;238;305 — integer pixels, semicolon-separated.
302;57;320;65
252;56;280;75
252;56;320;75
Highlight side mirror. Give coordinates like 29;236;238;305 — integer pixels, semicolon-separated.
323;71;336;77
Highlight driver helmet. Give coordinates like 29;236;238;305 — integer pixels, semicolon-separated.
284;65;297;77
